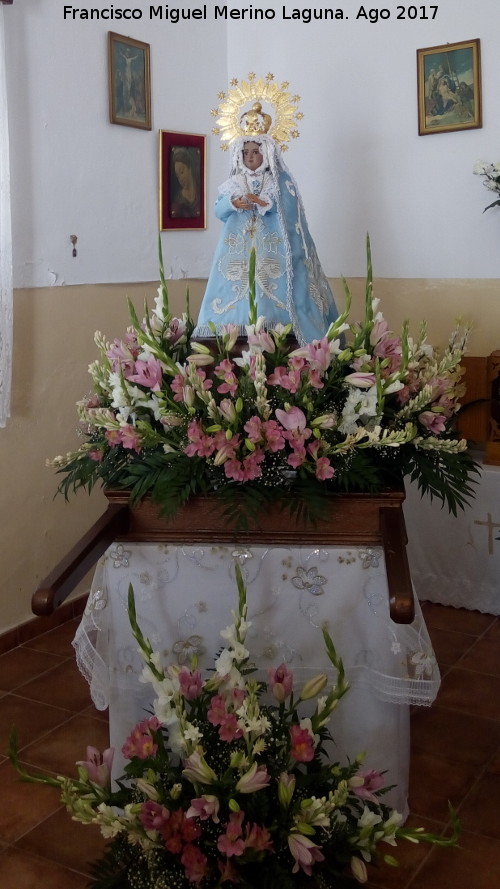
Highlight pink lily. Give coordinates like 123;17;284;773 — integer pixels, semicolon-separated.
275;406;308;433
344;372;377;388
288;833;325;875
186;794;220;823
128;354;164;391
235;762;271;794
76;745;114;788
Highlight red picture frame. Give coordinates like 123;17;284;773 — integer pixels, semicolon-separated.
159;131;206;231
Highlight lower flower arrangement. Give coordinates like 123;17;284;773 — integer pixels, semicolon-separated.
10;566;458;889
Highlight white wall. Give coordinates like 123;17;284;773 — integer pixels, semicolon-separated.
226;0;500;278
6;0;228;287
5;0;500;287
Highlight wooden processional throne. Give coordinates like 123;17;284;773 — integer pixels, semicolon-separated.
32;487;415;624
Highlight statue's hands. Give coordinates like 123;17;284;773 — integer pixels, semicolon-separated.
232;194;269;210
245;193;269;207
232;197;251;209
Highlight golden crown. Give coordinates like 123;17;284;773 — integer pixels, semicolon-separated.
210;72;303;151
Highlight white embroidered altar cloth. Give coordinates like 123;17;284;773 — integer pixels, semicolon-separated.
404;455;500;614
73;542;440;815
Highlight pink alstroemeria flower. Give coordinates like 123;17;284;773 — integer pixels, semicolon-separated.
178;666;203;700
244;822;274;853
217;810;245;857
288;833;325;875
289;724;315;762
122;716;160;760
181;843;209;884
76;745;114;788
119;424;142;452
215;358;239;397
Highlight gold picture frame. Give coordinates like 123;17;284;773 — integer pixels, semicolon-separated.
159;130;206;231
108;32;152;130
417;38;481;135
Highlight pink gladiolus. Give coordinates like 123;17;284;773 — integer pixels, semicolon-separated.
76;745;114;788
288;833;325;875
178;666;203;700
268;663;294;702
181;843;209;884
217;811;245;857
289;724;315;762
121;716;160;760
186;794;220;823
351;769;386;804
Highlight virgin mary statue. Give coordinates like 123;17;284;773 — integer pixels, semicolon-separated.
193;76;339;345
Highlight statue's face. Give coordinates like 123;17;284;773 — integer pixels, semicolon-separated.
242;142;263;171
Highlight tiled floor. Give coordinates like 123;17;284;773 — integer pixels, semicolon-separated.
0;603;499;888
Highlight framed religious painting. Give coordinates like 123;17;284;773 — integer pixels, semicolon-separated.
417;38;482;135
108;32;152;130
159;131;206;231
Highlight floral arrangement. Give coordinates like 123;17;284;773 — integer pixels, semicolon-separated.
473;160;500;212
10;566;458;889
51;239;477;524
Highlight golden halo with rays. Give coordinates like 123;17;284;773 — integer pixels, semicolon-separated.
210;72;303;151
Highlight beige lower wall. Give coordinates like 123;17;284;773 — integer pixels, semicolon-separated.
1;276;498;632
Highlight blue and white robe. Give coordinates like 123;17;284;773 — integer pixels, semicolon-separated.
193;137;339;345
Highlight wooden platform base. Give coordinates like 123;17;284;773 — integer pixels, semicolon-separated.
32;487;415;624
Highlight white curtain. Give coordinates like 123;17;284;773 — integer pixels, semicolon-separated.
0;5;13;427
